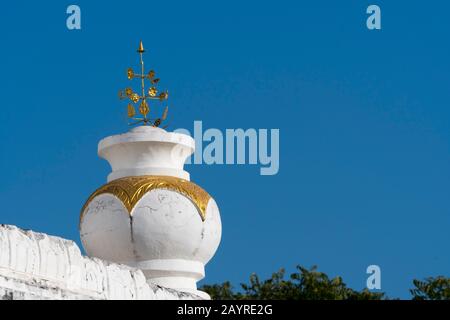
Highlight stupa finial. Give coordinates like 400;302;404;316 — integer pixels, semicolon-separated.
119;40;169;127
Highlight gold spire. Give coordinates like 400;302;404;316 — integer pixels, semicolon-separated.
137;40;145;53
119;40;169;127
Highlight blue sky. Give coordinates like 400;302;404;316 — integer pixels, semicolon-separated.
0;1;449;298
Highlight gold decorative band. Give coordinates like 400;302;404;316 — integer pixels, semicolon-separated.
80;176;211;223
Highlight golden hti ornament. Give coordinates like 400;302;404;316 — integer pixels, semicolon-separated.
118;41;169;127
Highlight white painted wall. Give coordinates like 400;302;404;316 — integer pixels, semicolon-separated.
0;225;201;300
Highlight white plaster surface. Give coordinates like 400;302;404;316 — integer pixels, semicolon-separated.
99;126;195;181
0;224;201;300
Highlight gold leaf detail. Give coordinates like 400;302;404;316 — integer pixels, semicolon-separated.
139;100;149;116
131;93;140;103
159;91;168;101
125;88;133;97
127;104;135;117
80;176;211;224
148;87;157;97
127;68;134;80
162;106;168;120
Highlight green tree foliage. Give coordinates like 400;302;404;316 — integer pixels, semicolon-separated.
201;265;385;300
202;265;450;300
410;276;450;300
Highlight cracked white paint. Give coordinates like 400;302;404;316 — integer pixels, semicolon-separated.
80;189;221;299
0;225;201;300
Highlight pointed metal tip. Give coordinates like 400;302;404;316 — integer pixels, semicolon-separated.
137;40;145;53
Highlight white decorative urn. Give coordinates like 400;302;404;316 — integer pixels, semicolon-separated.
80;126;222;299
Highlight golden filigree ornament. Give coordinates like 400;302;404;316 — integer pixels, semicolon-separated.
127;104;136;117
139;100;149;116
159;91;168;101
148;87;157;97
131;93;140;103
127;68;134;80
118;41;170;127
